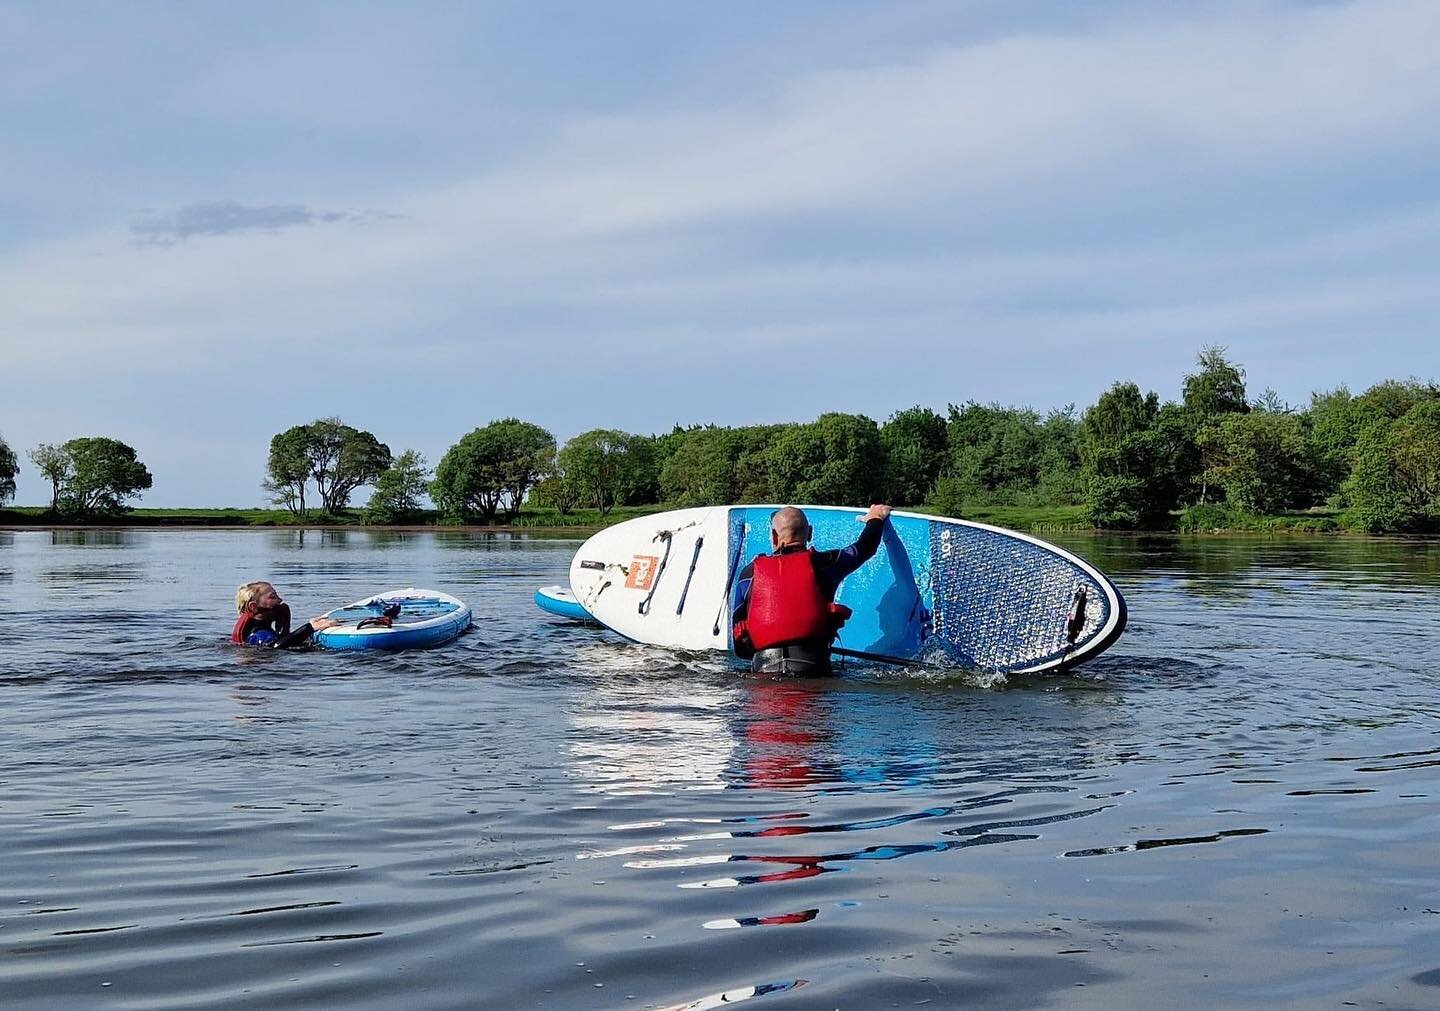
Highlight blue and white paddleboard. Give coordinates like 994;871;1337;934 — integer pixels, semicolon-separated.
534;584;596;623
568;506;1125;674
313;587;471;651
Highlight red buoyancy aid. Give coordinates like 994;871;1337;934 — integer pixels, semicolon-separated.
231;603;291;644
745;550;841;651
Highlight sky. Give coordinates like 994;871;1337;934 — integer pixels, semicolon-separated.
2;0;1438;507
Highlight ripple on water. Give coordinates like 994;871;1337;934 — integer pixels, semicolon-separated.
3;531;1440;1007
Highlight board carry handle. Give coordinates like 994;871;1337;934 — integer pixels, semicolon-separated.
675;536;704;615
637;531;674;615
712;523;748;636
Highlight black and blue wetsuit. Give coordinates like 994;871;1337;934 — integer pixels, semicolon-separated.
732;517;885;674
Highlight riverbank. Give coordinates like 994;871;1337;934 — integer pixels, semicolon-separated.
0;502;1382;536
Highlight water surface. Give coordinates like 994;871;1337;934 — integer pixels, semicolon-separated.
2;529;1438;1008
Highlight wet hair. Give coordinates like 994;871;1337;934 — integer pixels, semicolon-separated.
235;581;273;613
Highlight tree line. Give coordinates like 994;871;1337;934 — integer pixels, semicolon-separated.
0;437;153;518
3;347;1437;531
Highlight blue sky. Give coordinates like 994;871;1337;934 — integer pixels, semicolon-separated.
2;0;1437;507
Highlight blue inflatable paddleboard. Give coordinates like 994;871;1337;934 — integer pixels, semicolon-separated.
534;585;596;622
313;587;471;651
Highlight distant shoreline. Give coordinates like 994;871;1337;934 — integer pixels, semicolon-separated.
3;503;1428;538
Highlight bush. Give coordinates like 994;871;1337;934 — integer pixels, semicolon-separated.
1177;502;1244;532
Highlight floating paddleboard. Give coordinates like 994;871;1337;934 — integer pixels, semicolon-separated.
313;587;471;651
568;506;1125;674
534;584;595;622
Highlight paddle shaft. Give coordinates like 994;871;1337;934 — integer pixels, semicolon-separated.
830;646;916;668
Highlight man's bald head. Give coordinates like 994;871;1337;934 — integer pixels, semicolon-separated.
770;506;811;549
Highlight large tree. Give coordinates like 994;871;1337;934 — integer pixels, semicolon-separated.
28;443;72;513
763;413;886;506
1344;401;1440;532
880;406;947;506
660;426;744;507
432;419;557;523
263;425;315;517
556;429;652;517
363;450;431;524
0;434;17;505
55;437;153;516
264;419;391;517
1080;382;1187;529
1183;345;1250;419
307;418;392;515
1196;411;1315;514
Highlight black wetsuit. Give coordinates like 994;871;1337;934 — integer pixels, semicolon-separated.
732;518;885;674
237;605;319;649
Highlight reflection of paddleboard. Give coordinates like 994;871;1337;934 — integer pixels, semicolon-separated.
569;506;1126;674
534;584;595;622
313;587;471;651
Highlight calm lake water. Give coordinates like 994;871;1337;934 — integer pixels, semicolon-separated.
2;528;1439;1009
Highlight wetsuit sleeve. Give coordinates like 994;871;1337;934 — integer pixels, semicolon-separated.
815;519;885;595
731;560;756;659
272;622;316;649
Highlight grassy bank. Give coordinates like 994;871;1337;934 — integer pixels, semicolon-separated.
0;504;671;530
0;502;1386;537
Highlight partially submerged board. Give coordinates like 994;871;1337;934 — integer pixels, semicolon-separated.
313;587;471;651
534;584;595;622
568;506;1126;674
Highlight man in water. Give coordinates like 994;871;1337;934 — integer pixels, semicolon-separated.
231;581;339;648
732;504;893;675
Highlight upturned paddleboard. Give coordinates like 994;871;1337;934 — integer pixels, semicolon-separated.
313;587;472;651
568;506;1125;674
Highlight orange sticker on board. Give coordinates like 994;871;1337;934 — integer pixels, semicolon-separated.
626;554;660;590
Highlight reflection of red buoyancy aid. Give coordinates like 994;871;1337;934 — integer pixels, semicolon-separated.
745;550;848;651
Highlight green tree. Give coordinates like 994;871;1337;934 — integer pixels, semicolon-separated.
1353;378;1439;422
55;437;153;517
1183;346;1249;503
1304;386;1360;503
263;425;315;517
1035;406;1084;504
432;419;557;523
763;413;886;506
943;402;1045;504
363;450;431;524
1080;382;1186;529
531;472;581;515
1344;420;1406;532
28;443;71;513
1196;411;1315;514
1389;401;1440;517
307;418;392;515
732;425;790;502
0;434;17;505
487;418;557;520
557;429;652;516
1183;345;1250;419
660;426;745;506
1344;401;1440;532
880;406;947;505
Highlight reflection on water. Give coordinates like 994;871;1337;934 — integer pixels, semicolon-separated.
48;528;144;548
0;530;1438;1008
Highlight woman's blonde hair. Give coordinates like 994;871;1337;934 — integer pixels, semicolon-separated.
235;581;273;613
